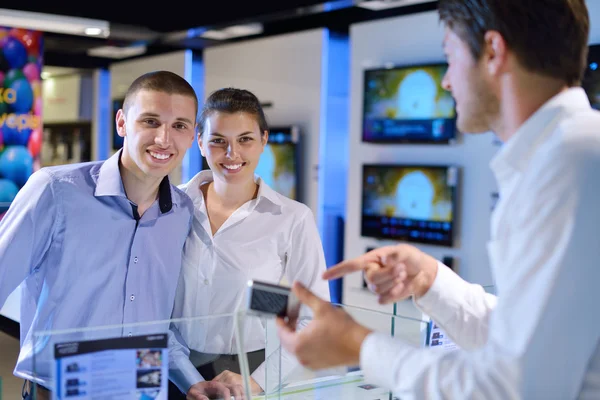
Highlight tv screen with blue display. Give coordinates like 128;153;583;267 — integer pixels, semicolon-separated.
582;44;600;110
362;63;457;144
361;164;458;247
202;126;301;201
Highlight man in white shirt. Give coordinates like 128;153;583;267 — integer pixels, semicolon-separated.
276;0;600;398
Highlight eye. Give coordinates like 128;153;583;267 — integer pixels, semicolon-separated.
239;136;253;142
210;138;225;144
143;119;159;126
174;123;188;130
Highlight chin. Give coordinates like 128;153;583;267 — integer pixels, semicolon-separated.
457;118;490;135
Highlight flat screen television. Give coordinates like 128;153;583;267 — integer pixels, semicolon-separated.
361;164;458;247
582;44;600;110
362;63;456;144
202;126;301;201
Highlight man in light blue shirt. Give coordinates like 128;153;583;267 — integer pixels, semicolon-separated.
0;71;204;399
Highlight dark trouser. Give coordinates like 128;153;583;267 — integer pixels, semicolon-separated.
168;349;265;399
22;381;51;400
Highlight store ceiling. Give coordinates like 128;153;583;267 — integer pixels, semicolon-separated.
2;0;437;69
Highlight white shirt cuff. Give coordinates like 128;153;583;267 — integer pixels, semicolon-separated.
413;261;458;316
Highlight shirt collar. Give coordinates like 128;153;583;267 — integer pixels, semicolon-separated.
180;170;283;209
490;87;591;175
94;149;174;213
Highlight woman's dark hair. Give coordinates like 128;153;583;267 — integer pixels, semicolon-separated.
198;88;269;136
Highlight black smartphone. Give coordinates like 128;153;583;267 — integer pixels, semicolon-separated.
244;280;300;320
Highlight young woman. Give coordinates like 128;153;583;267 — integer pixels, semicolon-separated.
169;88;330;399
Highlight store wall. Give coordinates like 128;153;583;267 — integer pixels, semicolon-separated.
203;29;327;219
342;2;600;327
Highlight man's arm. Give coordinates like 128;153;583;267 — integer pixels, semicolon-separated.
0;170;57;308
361;140;600;399
167;323;205;393
414;262;498;350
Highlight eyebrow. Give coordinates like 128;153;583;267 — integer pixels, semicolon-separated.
138;112;194;125
209;131;254;137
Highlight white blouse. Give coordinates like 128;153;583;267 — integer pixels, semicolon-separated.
171;170;330;390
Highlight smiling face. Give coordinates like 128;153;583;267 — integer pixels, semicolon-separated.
116;89;196;181
199;111;267;184
441;27;499;134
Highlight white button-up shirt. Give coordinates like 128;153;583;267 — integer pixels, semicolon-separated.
170;170;330;390
360;87;600;399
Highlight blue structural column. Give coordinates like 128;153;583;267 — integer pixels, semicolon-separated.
181;50;204;182
318;29;350;304
93;68;111;161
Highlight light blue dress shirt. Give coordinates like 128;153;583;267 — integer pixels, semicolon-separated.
0;150;194;388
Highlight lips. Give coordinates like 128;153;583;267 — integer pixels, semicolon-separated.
221;162;246;172
147;150;173;163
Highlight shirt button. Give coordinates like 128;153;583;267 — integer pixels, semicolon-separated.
134;257;138;263
130;295;135;301
204;279;209;285
128;332;132;337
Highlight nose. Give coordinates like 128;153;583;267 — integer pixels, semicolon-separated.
155;124;172;147
226;141;240;159
441;70;451;91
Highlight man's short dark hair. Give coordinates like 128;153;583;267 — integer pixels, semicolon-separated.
438;0;590;86
123;71;199;117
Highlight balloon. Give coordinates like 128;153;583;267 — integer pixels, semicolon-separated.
9;28;28;44
0;145;33;187
9;28;39;55
27;129;41;157
0;127;3;148
2;36;28;69
0;178;19;204
30;79;42;99
33;96;43;116
8;79;34;114
22;62;40;82
1;114;32;146
0;70;4;86
3;68;25;88
0;51;9;72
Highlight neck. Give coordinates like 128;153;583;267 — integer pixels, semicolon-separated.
119;158;163;211
208;175;258;209
492;72;568;142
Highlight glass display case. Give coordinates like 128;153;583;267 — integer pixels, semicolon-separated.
30;303;430;399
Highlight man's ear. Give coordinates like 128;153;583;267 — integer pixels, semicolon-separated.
482;30;508;76
116;109;127;138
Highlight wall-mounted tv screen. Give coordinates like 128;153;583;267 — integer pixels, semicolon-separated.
202;126;301;201
362;63;456;144
582;44;600;110
361;164;458;247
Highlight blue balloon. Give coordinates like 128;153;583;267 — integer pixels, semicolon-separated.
2;37;27;69
8;78;34;114
0;145;33;187
1;114;32;146
0;178;19;204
